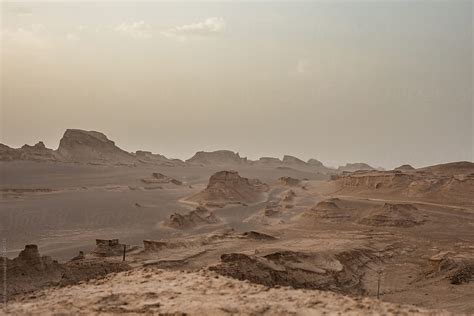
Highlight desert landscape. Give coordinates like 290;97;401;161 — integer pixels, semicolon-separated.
0;129;473;315
2;1;472;314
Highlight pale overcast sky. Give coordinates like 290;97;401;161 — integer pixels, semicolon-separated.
1;1;472;168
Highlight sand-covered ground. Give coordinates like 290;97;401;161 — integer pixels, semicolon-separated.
3;267;447;315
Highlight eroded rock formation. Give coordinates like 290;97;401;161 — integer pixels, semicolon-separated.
187;171;269;206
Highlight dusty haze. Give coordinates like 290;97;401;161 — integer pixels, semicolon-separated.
1;1;473;168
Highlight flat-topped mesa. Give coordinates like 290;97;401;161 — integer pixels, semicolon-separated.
187;170;269;207
57;129;135;164
186;150;247;165
337;163;375;173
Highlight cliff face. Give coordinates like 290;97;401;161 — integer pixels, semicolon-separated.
57;129;136;164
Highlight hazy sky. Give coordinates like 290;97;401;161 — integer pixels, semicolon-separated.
1;1;472;168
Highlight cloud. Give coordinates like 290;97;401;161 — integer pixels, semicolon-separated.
114;21;152;39
1;24;49;51
161;17;226;41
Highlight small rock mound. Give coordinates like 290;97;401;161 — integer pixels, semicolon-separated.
164;206;220;229
429;252;474;285
315;200;341;210
278;176;301;186
283;190;296;202
394;164;415;171
241;231;276;240
358;203;424;228
303;199;352;222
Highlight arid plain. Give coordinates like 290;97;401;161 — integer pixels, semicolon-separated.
1;129;473;315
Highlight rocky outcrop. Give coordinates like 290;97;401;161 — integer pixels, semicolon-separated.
337;163;375;173
0;245;64;301
141;173;182;185
20;142;58;161
164;206;220;229
187;171;268;206
186;150;247;165
429;254;474;285
57;129;136;164
0;244;130;301
210;249;378;295
0;142;58;161
0;143;21;160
